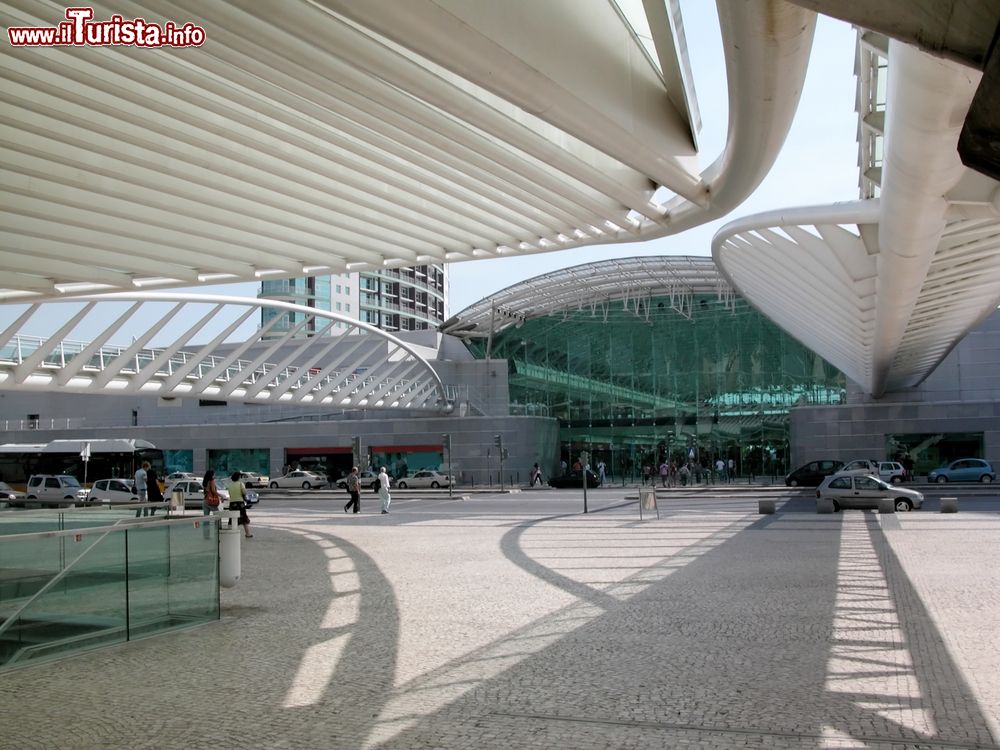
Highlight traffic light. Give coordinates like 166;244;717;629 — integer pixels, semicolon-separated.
494;434;502;448
442;433;452;453
351;436;361;464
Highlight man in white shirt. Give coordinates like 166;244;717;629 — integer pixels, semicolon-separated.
134;461;149;517
378;466;392;514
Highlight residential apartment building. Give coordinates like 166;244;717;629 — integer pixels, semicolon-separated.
259;265;447;337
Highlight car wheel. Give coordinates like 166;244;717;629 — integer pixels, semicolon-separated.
789;479;799;487
936;475;948;484
431;481;440;488
832;500;840;512
302;481;312;490
981;475;993;484
269;482;279;489
398;481;407;489
894;499;913;512
890;476;902;484
27;494;37;500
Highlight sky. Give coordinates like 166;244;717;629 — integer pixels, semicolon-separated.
446;3;861;313
1;4;861;342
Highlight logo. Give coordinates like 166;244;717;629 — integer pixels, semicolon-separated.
8;7;206;47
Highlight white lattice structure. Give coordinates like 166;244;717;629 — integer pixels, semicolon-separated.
714;32;1000;396
0;0;816;300
0;294;450;410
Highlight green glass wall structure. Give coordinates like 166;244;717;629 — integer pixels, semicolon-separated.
467;294;845;478
207;448;270;477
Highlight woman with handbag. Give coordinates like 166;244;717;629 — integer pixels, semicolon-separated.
229;472;253;538
202;470;222;516
201;470;222;540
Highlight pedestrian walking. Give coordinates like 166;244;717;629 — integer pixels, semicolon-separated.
202;469;222;539
343;466;362;514
659;461;669;488
146;467;163;517
228;472;253;537
530;463;543;486
378;466;391;514
134;461;149;517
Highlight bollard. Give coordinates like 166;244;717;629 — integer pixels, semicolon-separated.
758;499;775;514
940;496;958;513
169;489;185;514
816;498;835;514
219;525;242;588
878;497;895;514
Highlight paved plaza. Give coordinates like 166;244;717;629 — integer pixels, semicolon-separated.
3;489;1000;749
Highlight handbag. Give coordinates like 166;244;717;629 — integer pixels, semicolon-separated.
204;482;221;507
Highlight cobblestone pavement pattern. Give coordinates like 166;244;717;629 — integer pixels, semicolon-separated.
2;491;999;749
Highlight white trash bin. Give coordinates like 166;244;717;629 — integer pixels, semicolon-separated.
219;525;242;588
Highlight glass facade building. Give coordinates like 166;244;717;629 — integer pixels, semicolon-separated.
452;258;846;479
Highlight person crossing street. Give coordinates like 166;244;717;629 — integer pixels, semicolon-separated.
378;466;392;514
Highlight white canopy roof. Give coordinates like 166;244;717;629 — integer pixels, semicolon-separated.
713;34;1000;395
0;0;816;300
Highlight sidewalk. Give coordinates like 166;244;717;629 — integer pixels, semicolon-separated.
2;493;998;749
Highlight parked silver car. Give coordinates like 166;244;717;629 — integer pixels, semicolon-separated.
817;474;923;512
268;470;326;489
0;481;21;504
25;474;89;504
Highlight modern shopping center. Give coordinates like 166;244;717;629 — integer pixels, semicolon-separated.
1;254;997;486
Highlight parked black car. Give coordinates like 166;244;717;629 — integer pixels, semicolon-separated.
548;470;601;489
784;459;844;487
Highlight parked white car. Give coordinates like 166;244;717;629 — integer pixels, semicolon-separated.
238;471;269;488
164;471;198;482
87;478;139;505
268;470;326;489
336;470;395;492
164;478;230;509
817;474;924;512
836;460;905;484
396;470;454;489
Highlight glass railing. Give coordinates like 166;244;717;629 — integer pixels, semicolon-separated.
0;513;219;670
0;503;170;537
